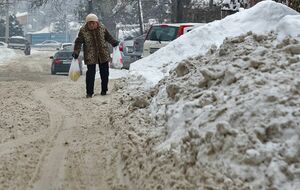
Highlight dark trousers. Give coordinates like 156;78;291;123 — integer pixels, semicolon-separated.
86;62;109;95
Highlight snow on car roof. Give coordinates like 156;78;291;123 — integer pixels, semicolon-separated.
10;36;26;39
151;23;204;27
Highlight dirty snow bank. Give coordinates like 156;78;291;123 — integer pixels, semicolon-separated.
129;1;300;89
151;32;300;189
112;32;300;189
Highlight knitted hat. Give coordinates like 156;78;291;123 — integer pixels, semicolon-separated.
86;13;98;23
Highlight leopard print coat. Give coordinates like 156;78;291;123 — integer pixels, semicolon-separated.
74;23;118;65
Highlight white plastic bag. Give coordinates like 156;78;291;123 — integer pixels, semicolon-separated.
68;58;81;81
111;46;123;69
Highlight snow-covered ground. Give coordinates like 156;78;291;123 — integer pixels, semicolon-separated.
0;49;52;65
0;48;16;65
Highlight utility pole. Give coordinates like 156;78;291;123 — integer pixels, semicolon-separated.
176;0;183;23
87;0;93;13
5;0;9;43
137;0;144;35
64;14;68;42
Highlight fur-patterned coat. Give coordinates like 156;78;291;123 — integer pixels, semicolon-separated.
74;23;118;65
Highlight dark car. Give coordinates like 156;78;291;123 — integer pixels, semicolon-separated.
118;39;135;69
132;34;146;59
50;50;83;75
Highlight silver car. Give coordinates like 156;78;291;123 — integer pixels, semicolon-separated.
118;34;146;69
34;40;62;50
7;36;27;50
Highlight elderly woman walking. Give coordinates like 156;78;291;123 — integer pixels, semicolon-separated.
73;13;119;98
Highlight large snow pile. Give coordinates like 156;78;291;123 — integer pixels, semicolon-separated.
113;31;300;190
152;32;300;188
110;1;300;190
110;2;300;189
129;1;300;89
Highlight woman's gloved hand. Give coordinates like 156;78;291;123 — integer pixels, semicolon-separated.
72;52;79;59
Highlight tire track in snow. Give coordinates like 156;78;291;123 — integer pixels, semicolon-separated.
27;86;77;190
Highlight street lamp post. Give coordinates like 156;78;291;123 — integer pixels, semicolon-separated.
5;0;9;43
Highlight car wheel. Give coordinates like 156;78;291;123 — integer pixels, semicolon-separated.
51;64;56;75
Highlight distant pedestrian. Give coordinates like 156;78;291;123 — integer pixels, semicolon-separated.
73;13;119;98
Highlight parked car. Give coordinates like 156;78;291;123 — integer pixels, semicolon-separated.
111;34;146;70
142;23;204;57
7;36;28;50
119;40;136;69
35;40;62;50
60;44;84;60
0;41;7;48
50;50;83;75
132;34;146;59
57;43;73;50
0;37;5;43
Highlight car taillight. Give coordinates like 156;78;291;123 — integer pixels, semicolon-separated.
119;42;124;52
54;59;61;64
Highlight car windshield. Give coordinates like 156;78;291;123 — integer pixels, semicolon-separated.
55;51;73;58
147;26;178;42
63;46;74;51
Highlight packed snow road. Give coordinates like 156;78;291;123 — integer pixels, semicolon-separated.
0;50;128;190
